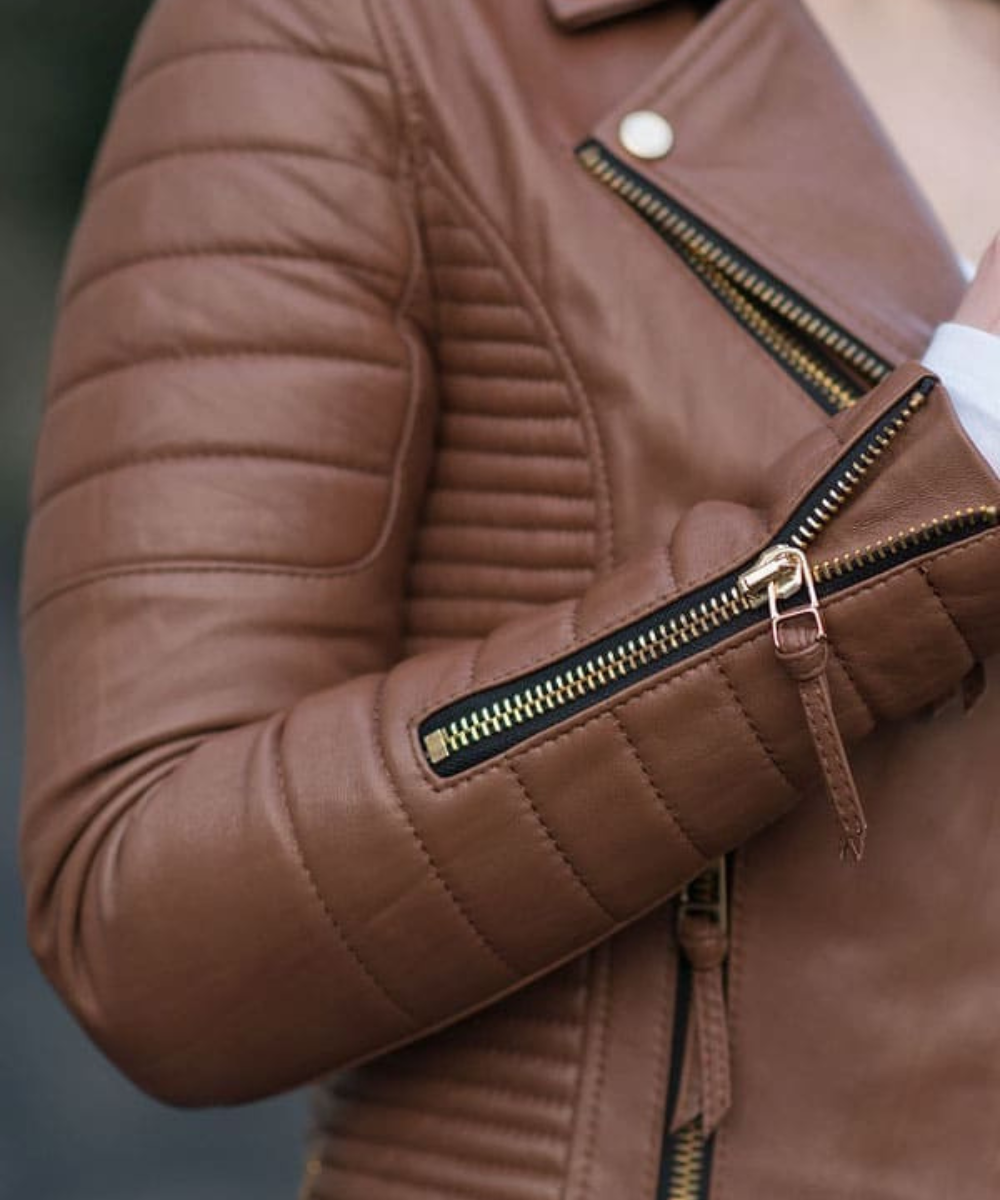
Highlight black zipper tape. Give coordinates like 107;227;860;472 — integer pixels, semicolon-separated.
419;379;945;776
575;138;892;415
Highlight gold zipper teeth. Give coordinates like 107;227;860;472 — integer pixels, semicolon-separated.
424;582;752;763
577;143;890;409
665;1120;707;1200
787;389;928;550
697;264;858;411
812;506;998;581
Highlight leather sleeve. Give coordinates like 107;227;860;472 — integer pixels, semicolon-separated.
18;0;1000;1106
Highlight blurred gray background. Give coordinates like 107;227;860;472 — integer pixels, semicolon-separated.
1;3;307;1196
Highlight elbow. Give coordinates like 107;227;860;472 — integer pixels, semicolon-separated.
18;746;384;1108
24;893;240;1109
21;823;292;1109
24;876;389;1107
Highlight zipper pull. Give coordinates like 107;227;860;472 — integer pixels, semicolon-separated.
739;545;867;862
676;859;732;1137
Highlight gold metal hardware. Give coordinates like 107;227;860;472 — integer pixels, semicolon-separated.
420;582;750;764
423;728;451;765
576;140;891;412
737;543;804;605
739;544;826;649
765;545;825;651
811;507;997;581
661;1119;709;1200
678;857;728;938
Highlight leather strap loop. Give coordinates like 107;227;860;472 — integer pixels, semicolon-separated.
677;911;732;1136
776;617;867;862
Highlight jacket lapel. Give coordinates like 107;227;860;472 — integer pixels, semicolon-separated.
574;0;963;363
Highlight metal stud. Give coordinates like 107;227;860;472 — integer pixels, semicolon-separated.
617;110;674;160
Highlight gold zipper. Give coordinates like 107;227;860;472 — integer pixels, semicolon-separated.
660;1121;710;1200
420;382;996;774
696;265;862;412
576;140;891;414
658;860;729;1200
424;502;996;767
736;506;1000;611
810;508;995;582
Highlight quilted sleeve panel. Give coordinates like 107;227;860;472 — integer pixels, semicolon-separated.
30;0;424;583
19;0;438;1101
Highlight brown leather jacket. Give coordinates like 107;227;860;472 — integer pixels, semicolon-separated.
19;0;1000;1196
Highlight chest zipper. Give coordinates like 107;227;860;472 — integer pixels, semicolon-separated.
575;139;893;415
420;375;997;1198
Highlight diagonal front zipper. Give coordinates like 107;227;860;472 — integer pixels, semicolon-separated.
575;139;893;415
418;374;996;776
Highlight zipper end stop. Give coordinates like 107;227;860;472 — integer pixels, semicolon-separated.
423;728;451;765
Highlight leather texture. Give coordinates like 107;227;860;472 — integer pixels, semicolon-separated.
18;0;1000;1197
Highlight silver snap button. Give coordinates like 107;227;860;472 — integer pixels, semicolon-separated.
618;110;674;160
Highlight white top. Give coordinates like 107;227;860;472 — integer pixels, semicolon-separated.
921;255;1000;476
923;320;1000;475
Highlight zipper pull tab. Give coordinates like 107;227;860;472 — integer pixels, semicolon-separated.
676;859;732;1137
739;545;867;862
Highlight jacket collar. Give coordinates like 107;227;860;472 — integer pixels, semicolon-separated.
546;0;663;30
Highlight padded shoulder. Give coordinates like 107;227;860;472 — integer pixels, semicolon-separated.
21;0;429;615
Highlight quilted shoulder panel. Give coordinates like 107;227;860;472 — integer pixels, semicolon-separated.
403;164;601;653
22;0;426;615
